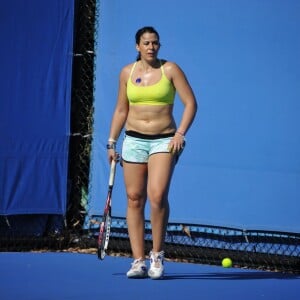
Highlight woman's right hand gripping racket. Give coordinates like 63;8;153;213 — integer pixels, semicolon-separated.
97;158;117;260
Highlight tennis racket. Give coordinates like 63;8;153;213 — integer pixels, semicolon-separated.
97;159;117;260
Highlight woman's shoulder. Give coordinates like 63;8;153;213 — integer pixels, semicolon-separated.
120;62;135;73
161;60;182;77
119;62;136;80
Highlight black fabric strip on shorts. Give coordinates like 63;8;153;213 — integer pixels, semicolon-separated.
125;130;175;140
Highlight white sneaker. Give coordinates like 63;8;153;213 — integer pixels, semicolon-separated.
126;258;148;278
148;251;164;279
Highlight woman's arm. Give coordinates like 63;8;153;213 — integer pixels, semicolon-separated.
165;62;197;152
108;67;130;142
107;67;130;161
169;62;197;135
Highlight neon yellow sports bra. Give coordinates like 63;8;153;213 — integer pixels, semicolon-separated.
127;61;175;106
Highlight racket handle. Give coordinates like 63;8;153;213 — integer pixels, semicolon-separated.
108;159;116;186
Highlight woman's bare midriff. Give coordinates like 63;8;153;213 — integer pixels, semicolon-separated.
125;104;176;135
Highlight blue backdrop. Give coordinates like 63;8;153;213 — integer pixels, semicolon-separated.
0;1;74;214
89;0;300;233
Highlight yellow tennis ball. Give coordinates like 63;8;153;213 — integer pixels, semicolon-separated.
222;258;232;268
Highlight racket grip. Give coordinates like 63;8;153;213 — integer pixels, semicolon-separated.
108;159;116;186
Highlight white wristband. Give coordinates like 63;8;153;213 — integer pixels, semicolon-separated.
108;137;117;143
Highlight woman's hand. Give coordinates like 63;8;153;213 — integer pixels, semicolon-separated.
168;132;185;154
107;149;120;164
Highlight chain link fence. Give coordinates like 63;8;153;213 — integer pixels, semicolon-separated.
66;0;97;231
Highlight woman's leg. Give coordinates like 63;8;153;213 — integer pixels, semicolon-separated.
147;153;175;252
122;161;148;259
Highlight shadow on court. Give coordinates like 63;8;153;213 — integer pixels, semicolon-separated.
163;272;300;280
112;271;299;280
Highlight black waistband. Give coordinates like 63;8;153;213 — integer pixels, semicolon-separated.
125;130;175;140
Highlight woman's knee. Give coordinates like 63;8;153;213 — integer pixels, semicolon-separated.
148;190;168;209
127;191;146;209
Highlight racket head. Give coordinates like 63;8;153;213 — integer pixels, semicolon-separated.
97;211;111;259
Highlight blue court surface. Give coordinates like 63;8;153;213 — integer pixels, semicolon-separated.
1;252;299;300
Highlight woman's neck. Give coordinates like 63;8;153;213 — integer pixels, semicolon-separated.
139;59;160;72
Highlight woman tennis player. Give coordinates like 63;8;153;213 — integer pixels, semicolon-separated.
106;26;197;279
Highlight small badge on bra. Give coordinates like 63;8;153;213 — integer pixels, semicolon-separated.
135;78;142;83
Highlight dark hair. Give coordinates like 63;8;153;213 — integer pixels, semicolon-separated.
135;26;160;61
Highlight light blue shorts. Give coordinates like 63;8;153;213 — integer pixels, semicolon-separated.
122;130;184;164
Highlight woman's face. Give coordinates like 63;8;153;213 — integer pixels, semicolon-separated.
136;32;160;61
